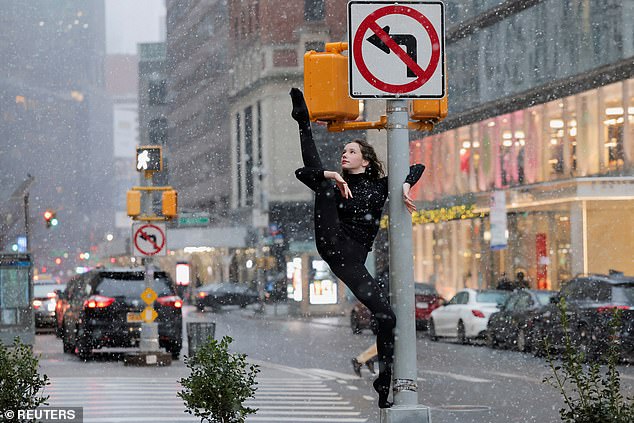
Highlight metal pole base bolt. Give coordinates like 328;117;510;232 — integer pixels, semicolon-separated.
380;405;432;423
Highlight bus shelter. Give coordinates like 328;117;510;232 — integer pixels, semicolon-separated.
0;253;34;346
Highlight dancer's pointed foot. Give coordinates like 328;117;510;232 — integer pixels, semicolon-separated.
351;358;362;378
289;88;310;123
366;359;376;374
373;376;393;409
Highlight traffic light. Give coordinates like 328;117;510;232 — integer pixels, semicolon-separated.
304;43;359;122
162;190;178;218
127;190;141;217
409;96;448;122
44;210;57;228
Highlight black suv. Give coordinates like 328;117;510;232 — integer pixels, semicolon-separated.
532;273;634;360
61;268;183;360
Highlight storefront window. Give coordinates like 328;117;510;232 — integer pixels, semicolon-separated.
601;81;625;172
546;100;565;179
575;90;600;175
498;114;512;188
457;125;471;194
623;79;634;170
564;95;578;175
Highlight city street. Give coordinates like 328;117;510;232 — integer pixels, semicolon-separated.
36;304;634;423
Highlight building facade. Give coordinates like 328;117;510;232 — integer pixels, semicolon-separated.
165;0;232;216
0;1;112;273
410;0;634;299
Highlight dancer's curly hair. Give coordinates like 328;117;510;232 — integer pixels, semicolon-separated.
342;139;385;180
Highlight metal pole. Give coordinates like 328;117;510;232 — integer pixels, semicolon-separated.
386;98;418;404
24;193;30;253
139;172;160;353
384;99;430;421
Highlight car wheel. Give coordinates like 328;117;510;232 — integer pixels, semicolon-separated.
516;328;528;352
457;321;467;345
485;330;497;349
56;324;64;339
429;319;438;342
350;312;361;335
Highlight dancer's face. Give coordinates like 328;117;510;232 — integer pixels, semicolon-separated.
341;142;369;174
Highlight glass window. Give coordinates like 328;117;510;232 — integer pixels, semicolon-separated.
601;81;625;172
148;80;167;105
515;293;531;310
476;291;509;305
304;0;325;21
535;291;556;306
95;277;174;298
576;91;600;175
546;100;565;178
503;295;519;312
626;79;634;169
613;285;634;306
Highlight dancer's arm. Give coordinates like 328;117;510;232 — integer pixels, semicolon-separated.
403;164;425;214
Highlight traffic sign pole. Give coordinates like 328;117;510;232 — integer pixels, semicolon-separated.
384;102;431;421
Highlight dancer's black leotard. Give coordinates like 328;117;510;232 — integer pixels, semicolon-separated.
290;88;424;408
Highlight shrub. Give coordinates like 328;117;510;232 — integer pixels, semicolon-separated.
178;336;260;423
0;337;50;415
543;299;634;422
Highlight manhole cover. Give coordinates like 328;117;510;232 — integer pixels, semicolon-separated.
435;405;491;412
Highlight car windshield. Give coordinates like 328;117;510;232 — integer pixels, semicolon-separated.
535;291;556;305
612;285;634;305
476;291;509;305
95;277;174;298
33;284;64;298
414;283;437;295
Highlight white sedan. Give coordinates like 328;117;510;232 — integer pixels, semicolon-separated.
429;289;510;343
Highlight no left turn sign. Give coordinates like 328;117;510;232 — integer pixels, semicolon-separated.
348;1;445;99
132;223;167;257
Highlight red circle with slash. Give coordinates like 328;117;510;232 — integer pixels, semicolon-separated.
133;224;166;256
353;5;441;94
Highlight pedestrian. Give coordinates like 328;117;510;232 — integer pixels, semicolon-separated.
352;343;377;376
515;271;529;289
290;88;425;409
496;272;514;291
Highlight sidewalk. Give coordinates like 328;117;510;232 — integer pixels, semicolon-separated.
239;302;350;328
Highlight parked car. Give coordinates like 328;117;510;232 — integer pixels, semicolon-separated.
196;282;259;311
486;289;556;352
55;280;72;338
531;273;634;360
33;281;66;329
61;268;183;360
414;283;445;329
350;282;444;334
429;289;510;343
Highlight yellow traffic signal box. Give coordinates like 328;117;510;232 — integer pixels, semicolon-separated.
410;96;448;122
304;44;359;122
126;190;141;217
162;190;178;218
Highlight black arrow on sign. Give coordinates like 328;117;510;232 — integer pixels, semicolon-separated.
367;26;418;78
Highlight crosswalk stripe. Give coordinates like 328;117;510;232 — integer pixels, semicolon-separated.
46;377;367;423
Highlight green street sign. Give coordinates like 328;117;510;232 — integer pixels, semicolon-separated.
178;216;209;227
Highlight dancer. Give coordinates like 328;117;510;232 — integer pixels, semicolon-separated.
290;88;424;408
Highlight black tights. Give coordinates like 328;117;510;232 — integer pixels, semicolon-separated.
299;123;396;407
